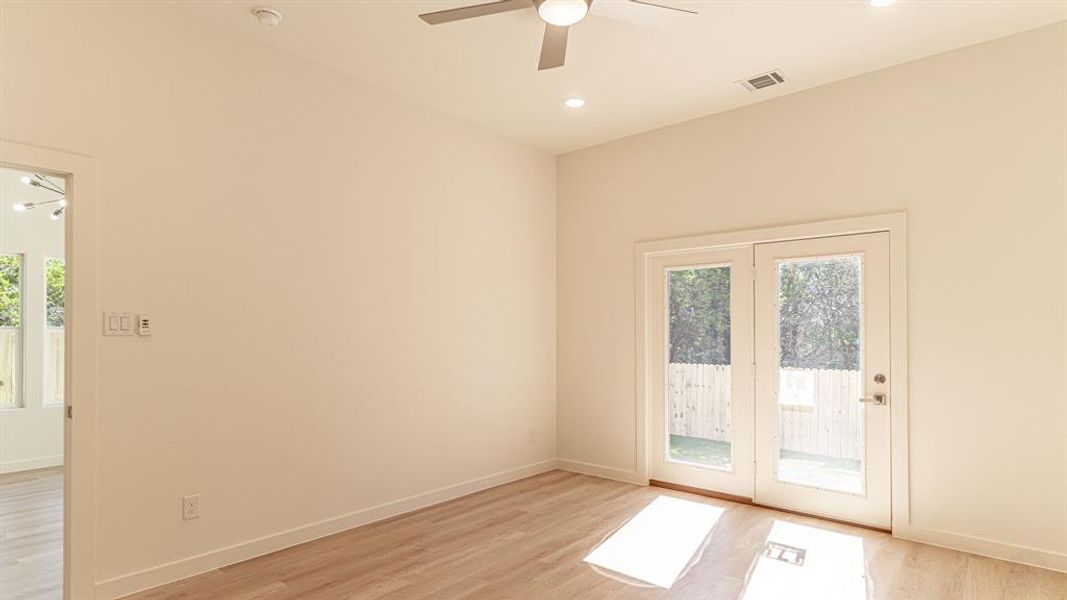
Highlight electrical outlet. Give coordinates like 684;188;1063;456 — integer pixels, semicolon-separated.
182;494;199;521
527;427;537;444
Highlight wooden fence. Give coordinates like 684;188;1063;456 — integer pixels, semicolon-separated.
667;363;863;460
47;329;64;406
0;328;17;409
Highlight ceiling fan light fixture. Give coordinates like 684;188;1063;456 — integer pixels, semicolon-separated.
537;0;590;27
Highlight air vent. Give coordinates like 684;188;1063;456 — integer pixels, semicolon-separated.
739;70;787;92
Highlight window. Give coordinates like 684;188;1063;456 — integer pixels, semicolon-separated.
0;254;22;409
45;257;65;407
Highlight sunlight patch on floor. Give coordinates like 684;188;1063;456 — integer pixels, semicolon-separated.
583;495;723;588
741;520;866;600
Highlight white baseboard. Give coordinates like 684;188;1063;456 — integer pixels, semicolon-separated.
0;454;63;474
894;524;1066;573
94;459;558;600
557;458;645;486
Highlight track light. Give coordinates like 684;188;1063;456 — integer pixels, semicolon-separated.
12;203;31;212
50;207;64;221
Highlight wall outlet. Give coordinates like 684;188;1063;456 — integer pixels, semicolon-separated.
527;427;537;444
182;494;199;521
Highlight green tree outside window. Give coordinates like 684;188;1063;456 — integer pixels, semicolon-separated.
46;258;65;327
0;255;21;327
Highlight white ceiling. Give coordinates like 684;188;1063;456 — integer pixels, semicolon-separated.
184;1;1066;154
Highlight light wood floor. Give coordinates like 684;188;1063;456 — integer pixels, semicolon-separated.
125;470;1065;599
0;467;62;600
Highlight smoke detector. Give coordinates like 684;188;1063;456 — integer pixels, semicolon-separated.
252;7;282;26
738;70;787;92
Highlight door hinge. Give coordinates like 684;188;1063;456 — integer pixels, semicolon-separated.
66;405;73;419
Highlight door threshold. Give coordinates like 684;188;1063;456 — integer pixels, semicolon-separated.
648;479;891;534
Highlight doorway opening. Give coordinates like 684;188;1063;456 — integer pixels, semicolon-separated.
0;165;67;600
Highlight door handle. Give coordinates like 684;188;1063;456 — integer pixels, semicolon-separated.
859;393;887;406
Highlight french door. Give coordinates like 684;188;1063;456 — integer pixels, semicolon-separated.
754;232;891;528
648;247;754;497
648;232;892;529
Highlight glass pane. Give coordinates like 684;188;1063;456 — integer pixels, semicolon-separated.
46;330;64;407
777;255;863;494
45;258;65;406
0;330;19;409
667;266;732;470
0;255;21;328
0;255;21;409
46;258;65;328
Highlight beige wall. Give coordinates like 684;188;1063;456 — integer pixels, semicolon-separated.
2;0;1063;591
0;1;556;593
0;167;66;473
557;22;1066;567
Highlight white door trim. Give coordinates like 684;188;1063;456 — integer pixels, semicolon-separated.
635;213;908;532
1;139;99;600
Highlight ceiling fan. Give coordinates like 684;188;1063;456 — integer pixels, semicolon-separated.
418;0;697;70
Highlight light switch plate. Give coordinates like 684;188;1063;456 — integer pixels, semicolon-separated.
137;314;151;336
103;311;134;336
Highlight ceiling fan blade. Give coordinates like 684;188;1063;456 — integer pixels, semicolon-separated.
538;24;569;71
419;0;530;25
628;0;697;14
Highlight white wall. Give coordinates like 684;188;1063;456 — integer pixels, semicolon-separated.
0;168;65;473
0;2;556;594
557;23;1066;569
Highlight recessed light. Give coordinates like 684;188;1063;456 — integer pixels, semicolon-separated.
870;0;895;6
564;97;586;108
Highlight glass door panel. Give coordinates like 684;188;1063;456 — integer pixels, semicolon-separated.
776;256;863;494
649;247;754;497
667;266;732;470
754;233;891;528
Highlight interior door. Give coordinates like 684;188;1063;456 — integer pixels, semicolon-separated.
753;232;891;528
649;247;753;497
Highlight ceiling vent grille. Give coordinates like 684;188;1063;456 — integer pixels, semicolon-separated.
739;70;787;92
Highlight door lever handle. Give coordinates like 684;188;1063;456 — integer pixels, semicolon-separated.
859;393;887;406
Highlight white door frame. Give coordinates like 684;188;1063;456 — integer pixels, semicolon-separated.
1;139;98;599
635;213;909;530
